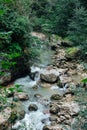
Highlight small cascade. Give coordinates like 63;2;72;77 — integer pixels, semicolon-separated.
13;66;51;130
12;103;50;130
50;83;69;95
14;76;37;88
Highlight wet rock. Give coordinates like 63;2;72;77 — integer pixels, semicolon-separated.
34;93;42;98
0;107;11;130
18;110;25;120
32;85;38;89
28;104;38;111
51;94;62;100
41;118;49;124
30;71;39;81
40;83;52;88
14;92;29;101
0;72;11;85
40;73;58;83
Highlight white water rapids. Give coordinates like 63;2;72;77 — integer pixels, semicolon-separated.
12;66;51;130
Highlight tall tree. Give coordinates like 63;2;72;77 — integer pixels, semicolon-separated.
68;6;87;45
52;0;78;37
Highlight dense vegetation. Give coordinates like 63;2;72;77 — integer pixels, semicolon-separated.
0;0;87;63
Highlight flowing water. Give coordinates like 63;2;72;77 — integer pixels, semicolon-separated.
12;46;57;130
11;44;85;130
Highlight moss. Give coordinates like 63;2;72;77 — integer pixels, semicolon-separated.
51;94;62;100
66;47;80;59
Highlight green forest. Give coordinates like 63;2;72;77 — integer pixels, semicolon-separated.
0;0;87;130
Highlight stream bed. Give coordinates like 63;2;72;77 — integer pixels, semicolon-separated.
10;43;86;130
12;46;56;130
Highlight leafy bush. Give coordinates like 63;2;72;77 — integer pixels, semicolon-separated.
0;84;23;111
81;78;87;83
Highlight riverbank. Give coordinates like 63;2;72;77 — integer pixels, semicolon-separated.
0;32;87;130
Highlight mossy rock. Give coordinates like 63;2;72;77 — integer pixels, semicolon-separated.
10;110;17;123
51;94;62;100
65;47;80;59
57;80;63;88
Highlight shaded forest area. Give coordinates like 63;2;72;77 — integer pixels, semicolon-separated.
0;0;87;56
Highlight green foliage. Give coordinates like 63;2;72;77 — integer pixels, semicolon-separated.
0;0;87;70
0;52;21;70
65;47;80;59
67;5;87;56
51;0;77;36
8;84;23;93
0;84;23;111
0;71;5;76
81;78;87;83
68;6;87;44
0;31;12;50
0;9;4;15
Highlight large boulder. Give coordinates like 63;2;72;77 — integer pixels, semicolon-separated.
14;92;29;101
40;73;58;83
